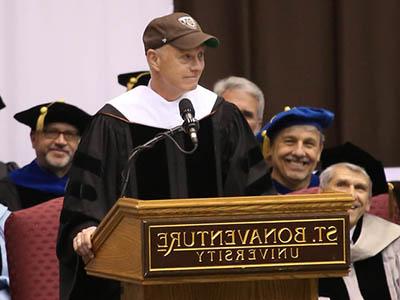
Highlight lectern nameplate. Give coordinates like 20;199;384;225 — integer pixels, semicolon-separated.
144;214;349;277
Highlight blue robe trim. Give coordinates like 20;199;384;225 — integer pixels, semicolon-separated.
9;160;67;195
272;173;319;195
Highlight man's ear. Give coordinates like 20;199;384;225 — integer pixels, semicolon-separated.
264;150;272;163
146;49;160;72
30;131;37;149
317;144;324;162
256;121;262;135
365;198;372;212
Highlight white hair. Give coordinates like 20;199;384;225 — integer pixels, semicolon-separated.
213;76;265;120
319;162;372;197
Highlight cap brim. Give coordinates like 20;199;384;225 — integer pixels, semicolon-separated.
170;32;219;50
14;102;91;134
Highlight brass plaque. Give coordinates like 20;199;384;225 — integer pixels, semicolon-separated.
144;215;348;277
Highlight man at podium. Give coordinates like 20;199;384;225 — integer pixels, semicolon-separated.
57;12;271;300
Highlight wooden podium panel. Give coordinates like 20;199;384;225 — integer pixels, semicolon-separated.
122;279;317;300
86;193;353;300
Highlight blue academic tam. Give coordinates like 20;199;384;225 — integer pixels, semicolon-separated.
256;106;334;142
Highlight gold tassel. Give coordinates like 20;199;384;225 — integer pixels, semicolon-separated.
388;182;397;220
261;106;291;158
261;130;270;158
127;71;150;90
35;99;64;131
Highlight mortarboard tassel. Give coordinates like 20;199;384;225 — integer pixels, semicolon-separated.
387;182;398;221
261;130;270;158
35;99;65;131
262;106;292;158
127;71;150;90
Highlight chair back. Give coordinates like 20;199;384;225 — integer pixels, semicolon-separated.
5;197;63;300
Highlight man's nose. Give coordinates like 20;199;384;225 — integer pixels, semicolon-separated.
349;186;357;199
292;142;306;156
54;133;67;144
190;57;203;71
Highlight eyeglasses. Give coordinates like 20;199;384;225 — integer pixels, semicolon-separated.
41;129;80;142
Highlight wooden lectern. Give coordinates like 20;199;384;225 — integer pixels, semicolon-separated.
86;193;353;300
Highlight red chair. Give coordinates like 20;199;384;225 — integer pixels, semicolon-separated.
4;197;63;300
291;187;319;194
369;192;400;225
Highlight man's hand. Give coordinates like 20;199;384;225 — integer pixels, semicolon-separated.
73;226;97;264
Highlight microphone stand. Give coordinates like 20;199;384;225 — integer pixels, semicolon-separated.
119;124;197;198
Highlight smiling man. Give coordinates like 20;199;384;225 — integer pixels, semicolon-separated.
0;101;91;211
321;163;372;229
258;106;334;194
318;163;400;299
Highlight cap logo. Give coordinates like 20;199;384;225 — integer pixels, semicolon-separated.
178;16;198;30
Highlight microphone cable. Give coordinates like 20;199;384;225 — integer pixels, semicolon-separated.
119;125;198;198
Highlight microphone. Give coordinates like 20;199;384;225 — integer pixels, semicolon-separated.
179;98;199;145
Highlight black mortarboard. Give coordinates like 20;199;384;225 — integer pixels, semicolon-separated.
14;101;91;134
117;71;151;90
320;142;388;196
0;95;5;110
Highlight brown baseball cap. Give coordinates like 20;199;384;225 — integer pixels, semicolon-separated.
143;12;219;52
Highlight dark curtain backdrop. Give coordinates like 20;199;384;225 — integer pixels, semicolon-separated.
174;0;400;166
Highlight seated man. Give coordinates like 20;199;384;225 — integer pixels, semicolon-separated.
258;106;334;194
318;162;400;299
0;101;91;211
214;76;265;134
321;142;389;197
321;141;400;224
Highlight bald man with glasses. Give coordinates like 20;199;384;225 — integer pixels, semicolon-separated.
0;101;91;211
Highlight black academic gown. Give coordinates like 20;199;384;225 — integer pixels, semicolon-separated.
0;177;61;211
0;161;18;180
318;216;392;300
57;98;271;300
